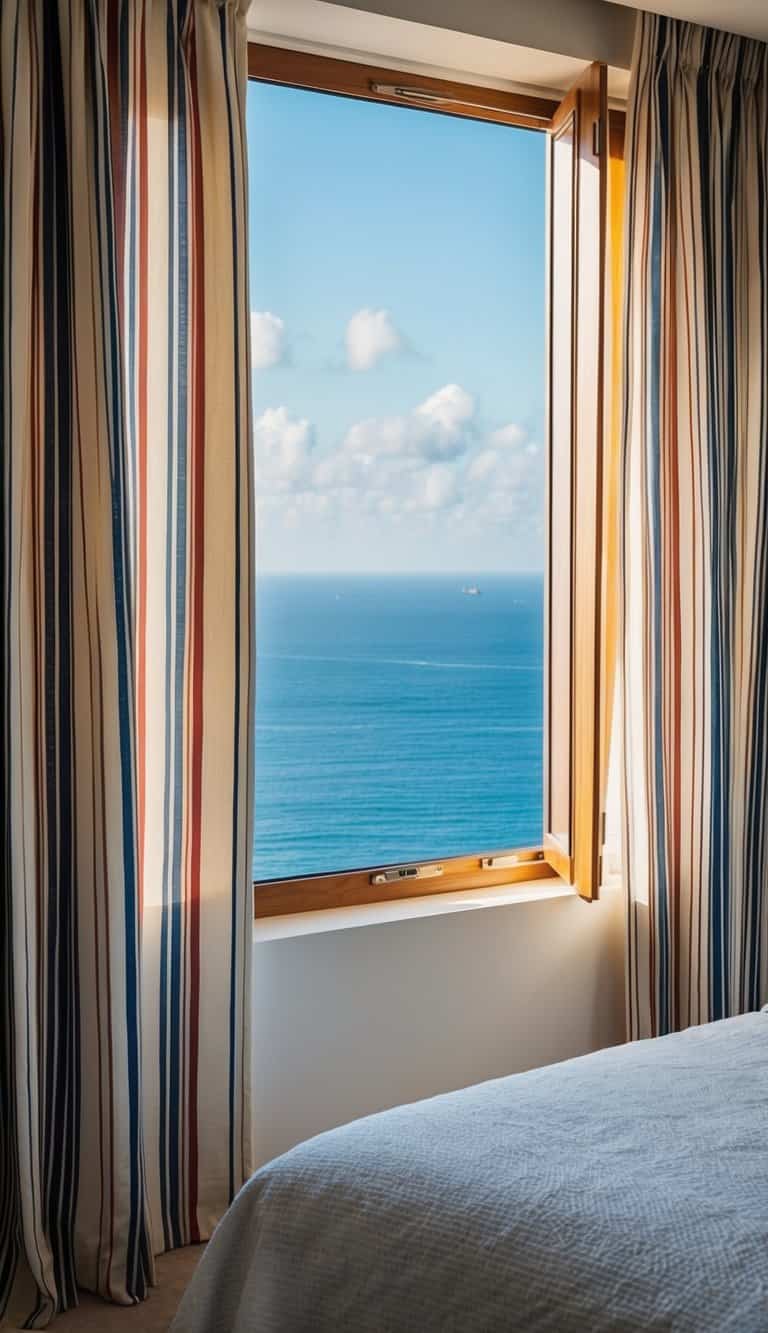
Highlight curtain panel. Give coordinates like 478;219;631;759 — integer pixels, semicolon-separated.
0;1;254;1325
622;12;768;1039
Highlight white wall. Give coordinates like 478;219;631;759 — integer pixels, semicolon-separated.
248;0;631;1174
252;885;625;1166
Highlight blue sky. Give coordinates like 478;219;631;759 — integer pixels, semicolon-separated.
247;82;545;573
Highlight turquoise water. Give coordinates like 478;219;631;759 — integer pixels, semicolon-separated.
253;574;543;880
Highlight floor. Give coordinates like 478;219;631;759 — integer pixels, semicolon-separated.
54;1246;205;1332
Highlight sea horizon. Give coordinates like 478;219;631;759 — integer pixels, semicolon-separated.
254;572;544;881
257;569;545;577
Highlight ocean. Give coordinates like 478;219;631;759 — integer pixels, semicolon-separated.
253;574;543;880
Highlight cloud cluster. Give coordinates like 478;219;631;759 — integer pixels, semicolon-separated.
345;308;401;371
254;385;541;531
253;406;314;491
250;302;543;559
251;312;286;369
316;384;474;497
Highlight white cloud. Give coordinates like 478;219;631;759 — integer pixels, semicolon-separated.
255;396;543;545
420;464;458;512
345;308;401;370
253;406;313;492
466;448;501;483
417;384;474;440
251;312;285;369
465;424;543;526
314;385;476;501
488;422;527;450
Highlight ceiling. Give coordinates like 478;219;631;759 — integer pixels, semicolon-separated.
247;0;633;101
611;1;768;43
247;0;768;106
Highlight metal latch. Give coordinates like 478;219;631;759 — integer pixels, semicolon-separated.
370;862;444;885
481;850;545;870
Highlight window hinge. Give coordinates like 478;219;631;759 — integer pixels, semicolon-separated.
592;117;603;158
600;810;607;848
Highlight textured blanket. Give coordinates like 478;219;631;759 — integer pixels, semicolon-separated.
173;1013;768;1331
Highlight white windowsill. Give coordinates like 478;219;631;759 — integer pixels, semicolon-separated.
253;878;578;942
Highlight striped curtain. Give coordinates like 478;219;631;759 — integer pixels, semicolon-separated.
0;1;254;1325
622;12;768;1039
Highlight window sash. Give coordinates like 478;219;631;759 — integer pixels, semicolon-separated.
542;63;611;901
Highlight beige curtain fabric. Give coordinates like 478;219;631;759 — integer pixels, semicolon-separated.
1;1;254;1324
622;12;768;1039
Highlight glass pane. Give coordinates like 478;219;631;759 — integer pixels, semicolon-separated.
248;83;546;880
547;117;575;850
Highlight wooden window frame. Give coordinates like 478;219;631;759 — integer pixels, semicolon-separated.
248;43;621;919
248;44;558;131
544;63;609;901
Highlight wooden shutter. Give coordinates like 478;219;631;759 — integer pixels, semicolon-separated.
543;64;608;900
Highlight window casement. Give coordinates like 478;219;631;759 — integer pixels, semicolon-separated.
249;43;624;918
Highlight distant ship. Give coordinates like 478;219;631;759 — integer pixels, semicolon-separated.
462;585;481;596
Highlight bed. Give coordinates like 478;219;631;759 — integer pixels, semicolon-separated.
172;1011;768;1331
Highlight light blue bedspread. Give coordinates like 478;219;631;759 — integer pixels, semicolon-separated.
173;1013;768;1331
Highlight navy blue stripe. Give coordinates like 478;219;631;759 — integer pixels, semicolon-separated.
741;102;768;1011
219;10;243;1205
41;1;79;1306
159;0;190;1252
169;13;190;1246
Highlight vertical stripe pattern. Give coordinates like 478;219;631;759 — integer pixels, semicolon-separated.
622;13;768;1039
0;1;253;1324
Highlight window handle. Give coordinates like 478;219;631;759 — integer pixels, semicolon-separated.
370;82;552;122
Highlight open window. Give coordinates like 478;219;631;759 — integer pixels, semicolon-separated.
248;45;621;917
